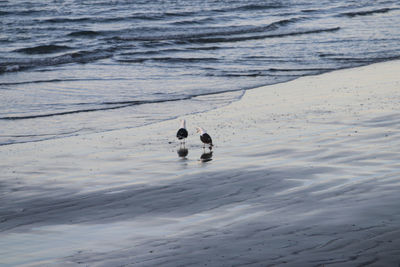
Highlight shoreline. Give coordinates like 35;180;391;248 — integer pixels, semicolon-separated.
1;60;400;266
0;59;394;148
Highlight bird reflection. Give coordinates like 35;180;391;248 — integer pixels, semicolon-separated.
200;151;213;162
177;147;189;158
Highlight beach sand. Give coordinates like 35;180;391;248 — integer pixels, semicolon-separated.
1;60;400;266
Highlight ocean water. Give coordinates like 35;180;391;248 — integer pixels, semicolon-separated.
1;0;400;145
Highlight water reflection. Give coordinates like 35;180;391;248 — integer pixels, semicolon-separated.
177;147;189;158
200;151;213;162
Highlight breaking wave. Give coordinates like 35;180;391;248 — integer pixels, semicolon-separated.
14;45;72;54
339;7;396;17
0;50;113;74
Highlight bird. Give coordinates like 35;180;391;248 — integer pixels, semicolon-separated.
196;127;213;150
176;119;188;145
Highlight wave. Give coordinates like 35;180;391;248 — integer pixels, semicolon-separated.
0;88;247;121
0;99;186;120
42;15;148;24
126;11;198;20
116;46;222;61
0;49;113;74
181;27;341;44
14;45;72;55
68;30;102;37
116;57;219;64
270;17;304;27
207;67;335;78
109;17;304;42
216;3;285;12
324;55;400;63
170;17;216;26
40;11;199;25
207;72;277;78
0;78;126;86
339;7;394;17
0;105;133;120
41;17;93;23
268;67;335;72
0;9;45;16
301;9;319;13
121;46;221;57
32;4;286;26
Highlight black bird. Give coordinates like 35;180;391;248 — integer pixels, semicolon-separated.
196;127;213;150
176;119;188;144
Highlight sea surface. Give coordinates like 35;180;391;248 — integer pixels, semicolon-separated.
1;0;400;145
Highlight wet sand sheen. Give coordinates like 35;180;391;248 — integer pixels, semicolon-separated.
1;61;400;266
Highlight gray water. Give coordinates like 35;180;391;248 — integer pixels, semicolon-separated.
1;0;400;145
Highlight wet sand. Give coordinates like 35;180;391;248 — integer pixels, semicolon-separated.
1;60;400;266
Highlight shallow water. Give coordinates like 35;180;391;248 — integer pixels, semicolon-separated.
1;0;400;145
